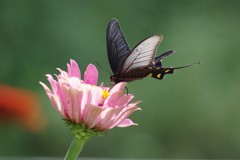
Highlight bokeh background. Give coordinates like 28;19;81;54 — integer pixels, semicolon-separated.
1;0;240;158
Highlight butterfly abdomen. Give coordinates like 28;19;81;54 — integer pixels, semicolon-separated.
142;66;175;80
110;66;174;83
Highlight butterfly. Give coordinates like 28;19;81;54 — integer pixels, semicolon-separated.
107;18;198;83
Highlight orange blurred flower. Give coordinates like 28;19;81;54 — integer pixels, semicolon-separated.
0;84;45;132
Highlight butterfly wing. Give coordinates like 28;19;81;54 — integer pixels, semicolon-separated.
107;18;130;74
154;49;175;67
120;35;163;74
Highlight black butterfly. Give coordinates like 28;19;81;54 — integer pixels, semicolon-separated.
107;18;198;83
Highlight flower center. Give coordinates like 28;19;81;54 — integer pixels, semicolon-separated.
102;89;109;99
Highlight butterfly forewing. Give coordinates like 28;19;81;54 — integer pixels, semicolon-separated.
107;19;130;74
120;35;163;74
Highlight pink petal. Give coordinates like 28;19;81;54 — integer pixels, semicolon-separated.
45;74;58;94
111;94;134;108
89;86;103;105
104;91;122;107
80;85;102;120
84;64;98;85
116;119;137;127
97;107;122;130
106;104;141;129
84;104;104;128
128;101;142;108
40;82;66;118
103;82;127;107
39;82;59;112
46;74;68;115
68;88;83;123
68;77;82;89
60;85;73;119
49;94;65;116
109;82;127;95
56;68;67;78
67;59;81;78
39;81;52;95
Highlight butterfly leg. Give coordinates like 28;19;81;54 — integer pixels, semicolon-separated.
125;86;129;95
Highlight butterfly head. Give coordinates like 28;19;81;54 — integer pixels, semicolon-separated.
110;75;118;83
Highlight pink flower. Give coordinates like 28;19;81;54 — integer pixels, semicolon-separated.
40;59;141;131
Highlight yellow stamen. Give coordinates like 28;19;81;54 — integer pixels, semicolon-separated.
102;89;109;99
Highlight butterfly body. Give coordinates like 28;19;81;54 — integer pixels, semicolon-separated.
107;18;197;83
110;66;175;83
110;75;143;83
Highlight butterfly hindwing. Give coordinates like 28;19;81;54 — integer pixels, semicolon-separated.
154;49;175;67
120;35;163;74
107;18;130;74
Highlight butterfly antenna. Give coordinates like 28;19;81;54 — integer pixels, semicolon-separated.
96;62;112;76
173;62;200;70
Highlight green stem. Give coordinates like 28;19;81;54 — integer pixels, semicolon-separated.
64;137;86;160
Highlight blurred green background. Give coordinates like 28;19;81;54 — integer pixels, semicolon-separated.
1;0;240;158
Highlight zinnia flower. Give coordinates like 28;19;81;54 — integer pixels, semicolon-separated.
40;59;140;130
40;59;141;159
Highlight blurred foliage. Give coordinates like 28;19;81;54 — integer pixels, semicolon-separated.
0;0;240;158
